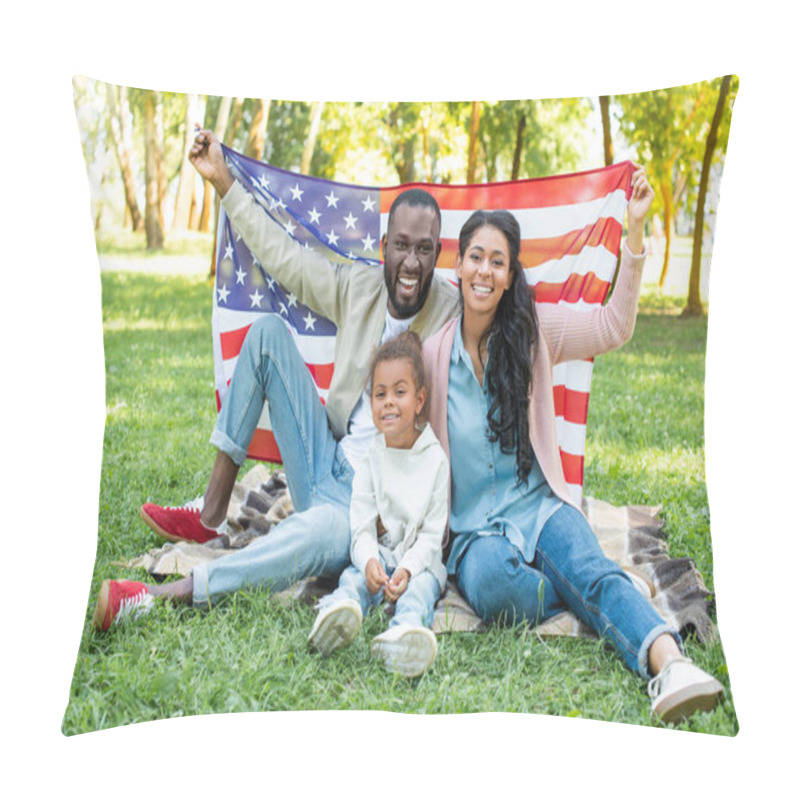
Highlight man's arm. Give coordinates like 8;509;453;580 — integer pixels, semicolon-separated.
190;129;349;323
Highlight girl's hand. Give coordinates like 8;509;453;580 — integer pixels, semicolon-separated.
365;558;389;595
385;568;410;602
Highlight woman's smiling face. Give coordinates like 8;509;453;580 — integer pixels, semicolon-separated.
455;224;514;320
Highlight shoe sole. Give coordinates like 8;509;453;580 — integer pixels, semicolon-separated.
139;506;217;544
371;628;437;678
655;680;724;724
308;605;362;656
92;580;111;632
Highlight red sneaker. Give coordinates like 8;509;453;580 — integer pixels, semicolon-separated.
140;497;223;544
92;580;154;632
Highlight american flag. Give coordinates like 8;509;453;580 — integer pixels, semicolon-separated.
212;147;634;503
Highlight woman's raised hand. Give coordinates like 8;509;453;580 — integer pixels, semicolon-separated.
626;163;654;254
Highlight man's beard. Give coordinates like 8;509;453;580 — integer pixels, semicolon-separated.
385;270;434;319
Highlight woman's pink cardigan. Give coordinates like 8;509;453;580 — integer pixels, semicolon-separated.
422;242;647;548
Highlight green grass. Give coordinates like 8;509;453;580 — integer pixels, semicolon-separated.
62;269;737;737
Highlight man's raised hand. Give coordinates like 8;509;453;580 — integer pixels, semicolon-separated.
189;128;234;197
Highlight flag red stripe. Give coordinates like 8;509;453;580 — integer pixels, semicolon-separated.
435;217;623;270
380;162;633;212
560;451;584;486
246;429;282;463
553;386;591;426
220;324;335;390
220;324;252;361
533;273;611;305
306;362;335;389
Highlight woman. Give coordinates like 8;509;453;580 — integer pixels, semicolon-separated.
423;166;723;723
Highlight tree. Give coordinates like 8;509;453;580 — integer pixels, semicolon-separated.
683;75;735;317
244;99;271;159
154;90;167;231
384;102;420;183
300;101;325;174
224;97;245;145
617;82;712;289
199;96;232;234
172;93;205;232
106;84;143;232
143;91;164;249
599;95;614;166
466;101;481;183
511;111;526;180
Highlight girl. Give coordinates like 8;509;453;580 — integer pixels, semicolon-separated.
307;331;449;678
422;166;724;723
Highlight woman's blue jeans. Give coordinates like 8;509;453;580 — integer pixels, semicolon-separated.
455;505;681;678
192;316;353;605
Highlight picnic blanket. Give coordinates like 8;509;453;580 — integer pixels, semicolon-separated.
127;464;717;643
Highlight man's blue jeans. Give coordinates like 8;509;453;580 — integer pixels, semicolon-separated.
320;558;441;630
454;505;681;678
192;316;353;605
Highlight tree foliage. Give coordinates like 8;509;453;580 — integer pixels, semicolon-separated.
615;78;738;290
73;75;735;305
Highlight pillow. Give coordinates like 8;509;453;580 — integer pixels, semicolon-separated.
65;76;738;739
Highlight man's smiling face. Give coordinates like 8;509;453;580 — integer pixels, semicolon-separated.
381;203;441;319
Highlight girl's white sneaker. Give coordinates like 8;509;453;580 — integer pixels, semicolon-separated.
307;599;362;656
370;624;437;678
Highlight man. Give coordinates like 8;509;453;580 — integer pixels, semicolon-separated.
93;129;460;628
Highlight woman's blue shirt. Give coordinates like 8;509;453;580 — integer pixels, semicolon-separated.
446;319;563;573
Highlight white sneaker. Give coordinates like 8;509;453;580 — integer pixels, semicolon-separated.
307;600;362;656
370;624;437;678
648;656;724;723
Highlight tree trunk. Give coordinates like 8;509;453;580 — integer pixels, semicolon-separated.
658;182;672;290
224;97;245;145
199;97;232;235
466;101;481;183
300;101;325;174
511;112;526;180
683;75;732;317
244;99;271;160
106;84;143;232
154;90;166;230
172;93;203;232
144;91;164;250
599;95;614;166
672;171;688;210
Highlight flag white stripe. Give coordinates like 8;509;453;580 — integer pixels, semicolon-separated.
555;418;588;456
553;361;594;393
380;189;628;239
436;245;620;288
215;310;337;364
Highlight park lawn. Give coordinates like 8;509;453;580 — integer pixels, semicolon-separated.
62;269;738;736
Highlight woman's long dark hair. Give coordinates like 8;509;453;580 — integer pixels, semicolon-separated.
458;210;538;486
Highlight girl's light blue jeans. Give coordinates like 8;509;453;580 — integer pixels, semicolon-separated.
454;504;681;678
320;557;441;630
192;315;353;605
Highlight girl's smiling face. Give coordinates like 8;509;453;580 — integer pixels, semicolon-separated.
455;224;514;320
370;357;426;449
